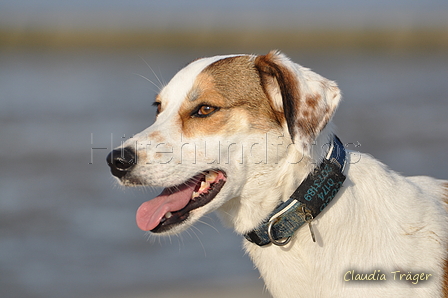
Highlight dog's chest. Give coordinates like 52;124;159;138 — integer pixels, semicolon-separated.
244;234;331;297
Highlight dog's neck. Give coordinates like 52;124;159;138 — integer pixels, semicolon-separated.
217;126;335;235
244;133;346;246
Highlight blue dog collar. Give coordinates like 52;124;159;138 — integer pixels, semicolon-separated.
244;135;347;246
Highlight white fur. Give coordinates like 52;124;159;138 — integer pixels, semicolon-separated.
118;52;448;297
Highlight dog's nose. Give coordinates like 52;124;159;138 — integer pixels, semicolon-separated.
106;147;136;178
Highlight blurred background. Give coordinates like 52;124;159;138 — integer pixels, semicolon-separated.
0;1;447;298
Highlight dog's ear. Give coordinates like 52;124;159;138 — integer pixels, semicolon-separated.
255;50;341;156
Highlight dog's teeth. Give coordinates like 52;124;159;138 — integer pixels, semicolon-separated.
199;181;210;192
192;191;200;199
165;212;172;219
205;171;218;183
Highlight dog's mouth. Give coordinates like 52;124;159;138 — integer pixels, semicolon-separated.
136;170;226;233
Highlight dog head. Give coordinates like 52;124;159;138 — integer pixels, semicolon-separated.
107;51;341;235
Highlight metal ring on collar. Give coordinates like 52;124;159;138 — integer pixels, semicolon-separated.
267;219;291;246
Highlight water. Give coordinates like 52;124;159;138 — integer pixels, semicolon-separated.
0;48;447;298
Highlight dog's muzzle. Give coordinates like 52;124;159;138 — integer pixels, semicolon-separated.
106;147;136;178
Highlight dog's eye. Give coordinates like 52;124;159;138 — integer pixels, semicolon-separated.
152;102;161;115
192;105;219;118
198;106;215;115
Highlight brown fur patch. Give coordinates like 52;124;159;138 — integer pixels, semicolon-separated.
172;51;339;152
148;131;164;143
305;94;320;110
254;51;339;146
255;51;302;141
178;55;282;138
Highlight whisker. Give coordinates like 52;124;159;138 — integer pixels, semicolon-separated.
133;73;161;93
138;55;164;89
190;224;204;235
176;232;184;252
185;229;193;239
189;226;207;257
145;231;158;245
157;65;167;86
197;218;220;234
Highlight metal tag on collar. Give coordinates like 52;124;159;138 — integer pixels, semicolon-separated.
302;206;316;243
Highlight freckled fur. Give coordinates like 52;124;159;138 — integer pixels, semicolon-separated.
254;51;341;157
148;131;164;143
113;51;448;298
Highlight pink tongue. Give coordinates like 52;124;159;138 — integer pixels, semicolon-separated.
136;183;196;231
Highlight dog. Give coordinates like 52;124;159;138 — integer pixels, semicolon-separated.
107;51;448;297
